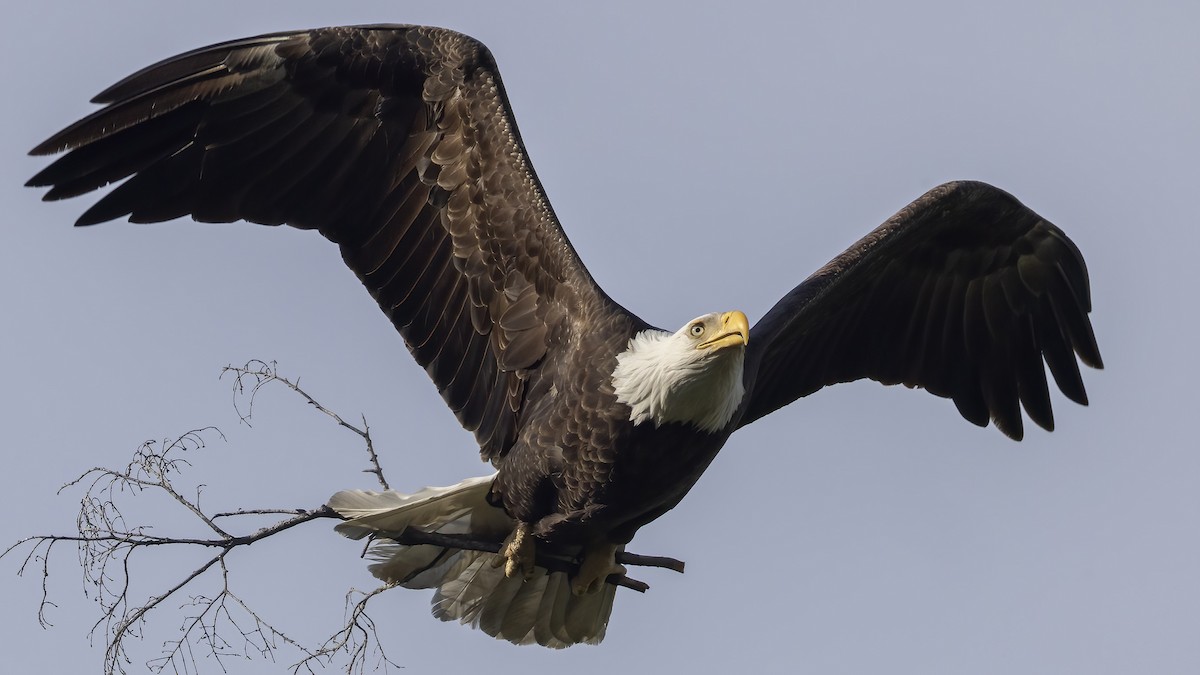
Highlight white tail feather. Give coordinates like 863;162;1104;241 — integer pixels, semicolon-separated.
329;474;505;540
328;474;615;647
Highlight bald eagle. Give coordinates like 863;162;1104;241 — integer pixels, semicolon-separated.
28;25;1102;647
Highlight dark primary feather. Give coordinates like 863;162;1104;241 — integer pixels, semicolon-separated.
27;24;635;461
740;181;1102;440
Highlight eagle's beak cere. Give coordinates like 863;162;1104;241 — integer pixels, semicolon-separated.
700;310;750;350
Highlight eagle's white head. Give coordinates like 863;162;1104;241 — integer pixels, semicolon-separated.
611;310;749;433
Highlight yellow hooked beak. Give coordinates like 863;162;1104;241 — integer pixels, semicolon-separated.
698;310;750;350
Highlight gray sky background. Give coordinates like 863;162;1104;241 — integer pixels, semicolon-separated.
2;2;1197;673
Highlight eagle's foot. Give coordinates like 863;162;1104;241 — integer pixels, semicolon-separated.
572;541;623;596
493;521;536;580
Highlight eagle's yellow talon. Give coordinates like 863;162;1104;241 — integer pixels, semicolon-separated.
572;541;621;596
496;522;536;580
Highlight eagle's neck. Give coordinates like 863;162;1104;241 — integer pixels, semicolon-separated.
611;329;745;434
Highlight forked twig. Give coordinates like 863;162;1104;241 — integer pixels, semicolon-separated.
222;359;389;490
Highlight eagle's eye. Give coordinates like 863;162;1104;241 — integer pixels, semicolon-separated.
689;323;705;337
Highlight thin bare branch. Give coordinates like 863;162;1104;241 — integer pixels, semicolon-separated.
3;424;362;675
222;359;390;489
147;557;321;673
617;552;686;574
212;508;312;520
291;585;398;675
392;528;688;593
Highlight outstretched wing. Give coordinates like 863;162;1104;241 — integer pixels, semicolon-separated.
28;25;634;460
740;181;1102;440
